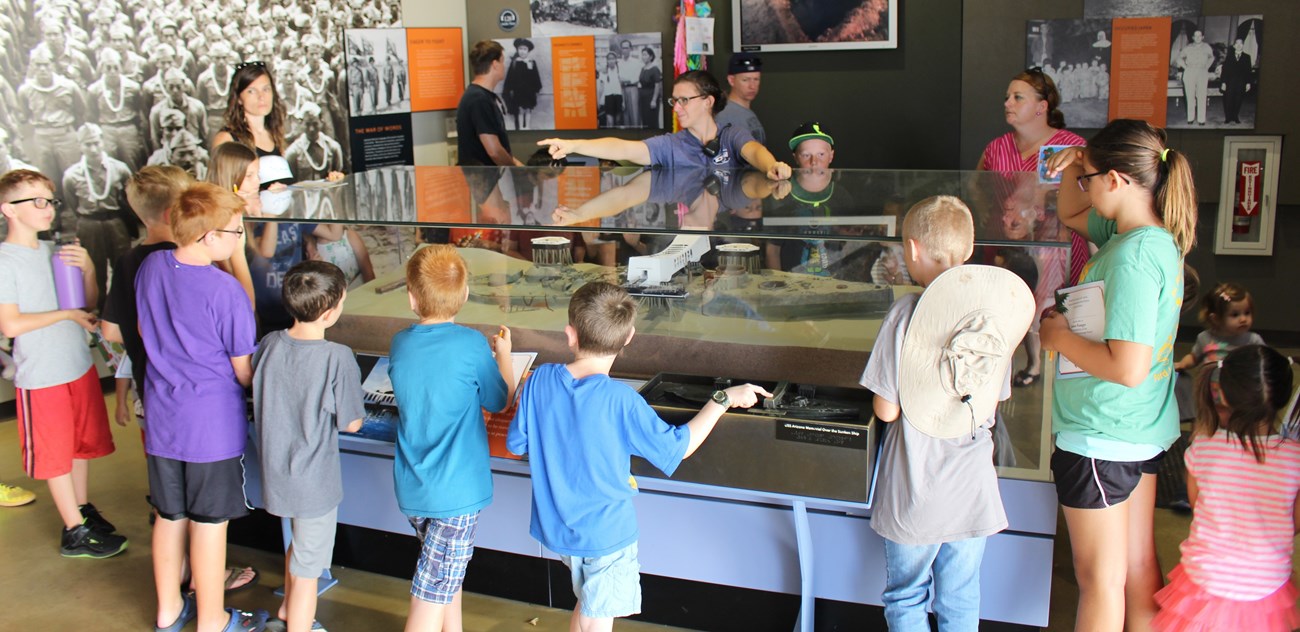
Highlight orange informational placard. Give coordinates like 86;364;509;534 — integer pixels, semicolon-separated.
1108;17;1170;127
484;373;528;461
551;36;597;130
413;166;471;223
556;168;603;228
407;28;464;112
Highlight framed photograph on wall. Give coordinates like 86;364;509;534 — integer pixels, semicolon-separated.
732;0;897;52
1215;135;1281;255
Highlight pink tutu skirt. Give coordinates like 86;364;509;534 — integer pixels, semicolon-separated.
1153;563;1300;632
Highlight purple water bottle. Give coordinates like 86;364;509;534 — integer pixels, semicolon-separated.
51;234;86;310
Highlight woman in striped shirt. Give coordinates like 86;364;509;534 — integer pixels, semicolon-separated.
978;68;1086;387
1153;345;1300;632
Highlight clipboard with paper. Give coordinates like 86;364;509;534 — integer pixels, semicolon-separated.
1054;281;1106;379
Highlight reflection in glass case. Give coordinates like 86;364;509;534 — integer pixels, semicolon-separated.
263;165;1068;482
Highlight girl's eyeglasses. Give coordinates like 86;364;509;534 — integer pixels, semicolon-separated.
666;94;707;107
1077;171;1130;192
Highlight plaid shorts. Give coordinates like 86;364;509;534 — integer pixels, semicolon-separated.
408;512;479;604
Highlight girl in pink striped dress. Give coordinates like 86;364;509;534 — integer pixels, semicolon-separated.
1153;344;1300;632
979;68;1086;387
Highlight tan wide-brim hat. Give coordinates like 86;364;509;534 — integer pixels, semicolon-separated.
898;265;1035;439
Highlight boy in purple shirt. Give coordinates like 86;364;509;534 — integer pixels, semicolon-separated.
136;182;268;632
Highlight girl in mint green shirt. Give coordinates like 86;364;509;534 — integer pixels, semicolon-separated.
1040;119;1198;632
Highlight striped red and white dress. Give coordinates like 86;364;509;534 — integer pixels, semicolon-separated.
1153;430;1300;631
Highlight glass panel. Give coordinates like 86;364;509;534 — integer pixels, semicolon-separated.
264;166;1073;247
271;166;1065;482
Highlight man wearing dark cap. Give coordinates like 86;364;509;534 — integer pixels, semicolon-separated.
715;53;765;145
788;121;835;170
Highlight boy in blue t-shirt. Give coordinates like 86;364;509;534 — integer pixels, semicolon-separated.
507;281;769;628
388;244;515;631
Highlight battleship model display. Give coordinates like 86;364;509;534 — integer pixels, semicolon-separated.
464;247;895;320
633;373;878;503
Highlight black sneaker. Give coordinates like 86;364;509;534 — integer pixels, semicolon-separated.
80;502;117;533
61;524;128;559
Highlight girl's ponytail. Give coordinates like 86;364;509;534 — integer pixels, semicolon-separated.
1155;147;1197;256
1087;120;1198;255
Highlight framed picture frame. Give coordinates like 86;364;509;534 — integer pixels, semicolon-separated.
1214;135;1282;256
732;0;898;52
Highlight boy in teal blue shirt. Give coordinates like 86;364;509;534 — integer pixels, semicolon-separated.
389;245;515;631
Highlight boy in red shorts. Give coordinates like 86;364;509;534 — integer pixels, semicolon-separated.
0;169;125;558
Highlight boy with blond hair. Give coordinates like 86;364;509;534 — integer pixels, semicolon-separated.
253;260;365;632
860;195;1010;631
389;244;516;632
507;281;769;630
0;169;123;558
102;165;192;420
136;182;268;632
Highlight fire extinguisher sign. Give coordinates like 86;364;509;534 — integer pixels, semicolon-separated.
1233;160;1263;234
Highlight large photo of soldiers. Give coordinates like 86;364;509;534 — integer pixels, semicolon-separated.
529;0;617;38
344;28;411;117
0;0;402;264
1167;15;1262;130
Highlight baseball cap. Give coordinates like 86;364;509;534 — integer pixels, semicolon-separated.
728;53;761;75
789;122;834;152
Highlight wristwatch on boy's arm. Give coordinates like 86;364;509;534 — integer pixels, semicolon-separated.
711;389;730;408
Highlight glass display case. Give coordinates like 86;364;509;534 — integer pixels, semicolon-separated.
258;165;1068;483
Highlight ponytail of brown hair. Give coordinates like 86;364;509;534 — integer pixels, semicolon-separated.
1086;119;1197;255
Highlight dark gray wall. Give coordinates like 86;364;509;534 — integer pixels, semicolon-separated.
961;0;1300;335
468;0;964;169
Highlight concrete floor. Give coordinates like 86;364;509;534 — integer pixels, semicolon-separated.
0;387;1289;631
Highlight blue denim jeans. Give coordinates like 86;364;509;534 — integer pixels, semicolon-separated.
882;536;987;632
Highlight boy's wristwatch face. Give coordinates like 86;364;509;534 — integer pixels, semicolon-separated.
711;390;729;407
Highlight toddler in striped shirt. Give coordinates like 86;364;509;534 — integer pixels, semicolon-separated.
1153;344;1300;632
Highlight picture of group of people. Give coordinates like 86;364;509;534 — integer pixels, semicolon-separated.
1025;19;1114;129
529;0;617;38
1;0;404;242
597;34;663;130
1168;16;1263;129
344;28;411;117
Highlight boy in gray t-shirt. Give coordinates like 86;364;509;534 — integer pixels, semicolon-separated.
859;197;1008;631
252;260;365;632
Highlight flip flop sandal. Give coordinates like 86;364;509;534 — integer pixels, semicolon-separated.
1011;370;1040;388
155;592;197;632
221;608;270;632
224;566;260;593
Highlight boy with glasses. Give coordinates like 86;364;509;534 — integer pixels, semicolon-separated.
136;182;269;632
0;169;123;557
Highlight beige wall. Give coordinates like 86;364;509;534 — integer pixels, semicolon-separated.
402;0;468;165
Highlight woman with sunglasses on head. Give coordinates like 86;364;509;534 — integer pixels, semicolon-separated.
979;67;1087;388
213;62;343;335
538;70;791;180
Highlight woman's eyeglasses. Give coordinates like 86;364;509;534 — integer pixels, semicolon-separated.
666;94;707;107
1077;171;1131;192
6;197;62;209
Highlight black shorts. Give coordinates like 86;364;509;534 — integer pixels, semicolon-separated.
1051;448;1165;509
604;94;624;117
147;454;250;524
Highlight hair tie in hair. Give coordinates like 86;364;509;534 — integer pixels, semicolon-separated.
1160;148;1170;162
1217;360;1224;369
1219;291;1231;302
